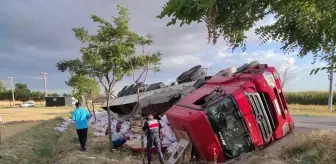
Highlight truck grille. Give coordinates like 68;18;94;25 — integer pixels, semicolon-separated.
245;92;273;143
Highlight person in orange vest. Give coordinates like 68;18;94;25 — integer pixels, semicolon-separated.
143;114;164;164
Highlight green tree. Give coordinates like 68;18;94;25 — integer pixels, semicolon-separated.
50;93;60;97
14;83;31;102
63;93;71;97
66;74;100;121
0;90;12;102
66;75;100;102
56;5;161;151
0;81;5;92
158;0;336;61
30;91;43;102
40;92;46;102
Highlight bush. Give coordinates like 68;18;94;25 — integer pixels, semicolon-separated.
284;92;335;105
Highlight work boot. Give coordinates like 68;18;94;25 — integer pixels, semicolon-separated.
80;147;86;152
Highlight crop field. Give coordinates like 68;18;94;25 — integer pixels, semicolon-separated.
285;91;336;105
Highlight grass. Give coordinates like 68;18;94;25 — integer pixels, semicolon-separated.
0;122;41;141
288;104;336;117
282;130;336;164
0;117;140;164
0;118;64;164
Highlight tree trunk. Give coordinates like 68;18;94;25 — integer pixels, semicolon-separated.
83;95;93;117
92;101;97;122
137;86;145;164
106;94;114;151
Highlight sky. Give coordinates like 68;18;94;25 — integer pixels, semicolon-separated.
0;0;332;94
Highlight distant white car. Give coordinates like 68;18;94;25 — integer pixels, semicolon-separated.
20;102;36;108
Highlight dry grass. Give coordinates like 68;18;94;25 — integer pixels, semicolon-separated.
0;107;73;122
0;105;103;123
282;130;336;164
0;122;41;141
288;104;336;117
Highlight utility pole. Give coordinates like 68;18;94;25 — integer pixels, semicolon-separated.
7;76;15;106
40;72;48;97
328;55;334;112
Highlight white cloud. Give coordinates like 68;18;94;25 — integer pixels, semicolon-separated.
2;0;328;93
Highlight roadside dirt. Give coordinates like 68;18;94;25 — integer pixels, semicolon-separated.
226;127;313;164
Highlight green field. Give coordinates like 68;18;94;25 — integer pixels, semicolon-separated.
285;91;336;105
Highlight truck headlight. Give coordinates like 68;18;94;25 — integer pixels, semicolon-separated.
263;71;276;88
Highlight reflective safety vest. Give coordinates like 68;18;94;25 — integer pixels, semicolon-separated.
147;119;160;133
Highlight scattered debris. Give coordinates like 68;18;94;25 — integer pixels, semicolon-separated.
54;111;178;152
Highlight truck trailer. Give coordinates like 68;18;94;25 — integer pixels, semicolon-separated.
101;61;294;162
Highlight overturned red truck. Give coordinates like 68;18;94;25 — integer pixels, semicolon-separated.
102;61;295;163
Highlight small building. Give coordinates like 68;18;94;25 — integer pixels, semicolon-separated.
45;96;73;107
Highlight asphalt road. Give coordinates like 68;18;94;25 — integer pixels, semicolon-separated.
293;116;336;130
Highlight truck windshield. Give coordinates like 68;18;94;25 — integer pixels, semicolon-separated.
205;96;253;158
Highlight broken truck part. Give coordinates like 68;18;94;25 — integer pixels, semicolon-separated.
102;61;295;163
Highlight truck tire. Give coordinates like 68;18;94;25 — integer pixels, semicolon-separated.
137;82;147;92
128;84;138;95
118;85;128;97
146;82;165;91
176;65;206;84
123;84;135;96
235;60;260;74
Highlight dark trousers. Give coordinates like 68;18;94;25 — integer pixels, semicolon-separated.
147;133;164;163
76;128;88;149
113;138;127;149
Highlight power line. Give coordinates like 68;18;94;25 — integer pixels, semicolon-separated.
7;76;15;106
40;72;48;97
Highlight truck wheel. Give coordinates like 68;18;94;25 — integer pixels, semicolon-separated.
235;60;260;74
118;85;128;97
146;82;165;91
127;84;138;95
176;65;206;84
122;85;134;96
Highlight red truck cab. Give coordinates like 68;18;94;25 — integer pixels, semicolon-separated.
166;63;295;162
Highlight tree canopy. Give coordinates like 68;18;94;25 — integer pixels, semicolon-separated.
50;93;60;97
57;5;161;95
30;91;44;102
66;74;100;102
158;0;336;62
56;5;161;150
14;83;31;102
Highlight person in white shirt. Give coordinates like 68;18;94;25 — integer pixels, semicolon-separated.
105;122;128;149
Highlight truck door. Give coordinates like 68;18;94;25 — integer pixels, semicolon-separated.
205;96;253;158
